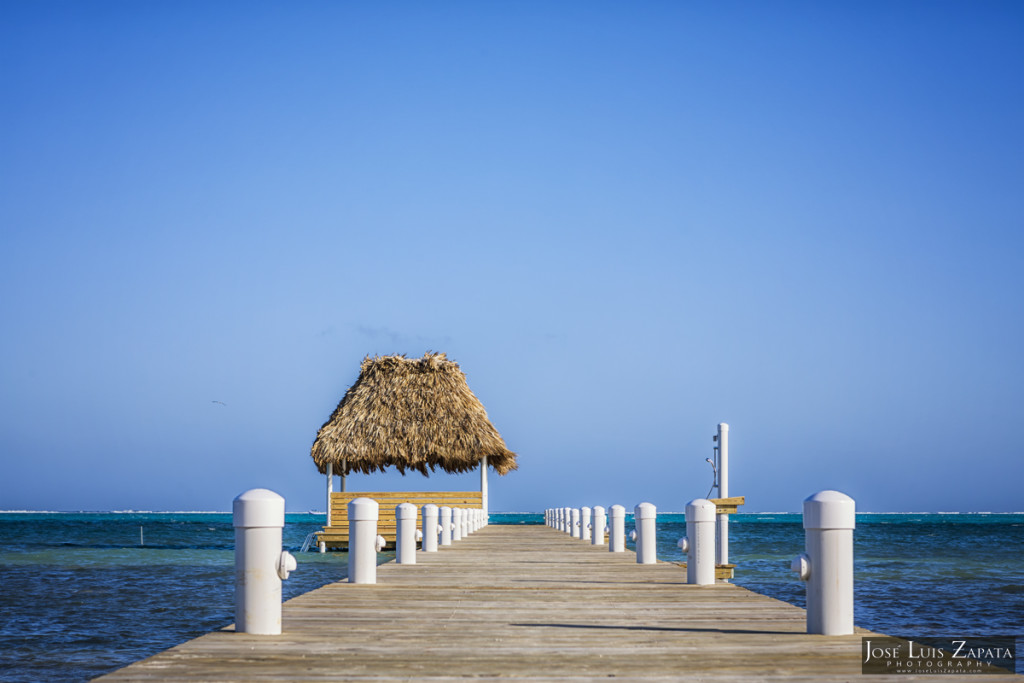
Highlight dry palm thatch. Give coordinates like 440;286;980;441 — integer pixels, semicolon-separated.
311;352;518;477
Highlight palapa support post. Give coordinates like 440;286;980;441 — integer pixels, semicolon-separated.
325;463;333;527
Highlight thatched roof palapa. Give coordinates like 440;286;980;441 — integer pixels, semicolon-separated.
311;352;518;477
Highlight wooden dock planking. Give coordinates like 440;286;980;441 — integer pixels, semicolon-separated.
97;525;1021;682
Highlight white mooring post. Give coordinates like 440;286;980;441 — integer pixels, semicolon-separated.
396;503;417;564
233;489;296;635
439;506;453;546
570;508;581;539
563;507;572;533
452;508;463;542
581;506;592;542
591;505;606;546
793;490;855;635
634;502;657;564
609;504;626;552
348;497;379;584
422;504;439;552
685;498;716;585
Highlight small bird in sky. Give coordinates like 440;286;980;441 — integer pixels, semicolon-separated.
211;400;226;406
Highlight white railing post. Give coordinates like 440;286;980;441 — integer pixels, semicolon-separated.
634;502;657;564
591;505;606;546
685;498;716;584
793;490;855;635
609;504;625;552
233;488;296;635
439;506;453;546
421;504;439;552
581;506;592;542
396;503;417;564
348;497;379;584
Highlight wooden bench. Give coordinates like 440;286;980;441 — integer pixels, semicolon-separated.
316;491;483;550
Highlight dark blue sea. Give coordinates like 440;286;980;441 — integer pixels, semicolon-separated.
0;512;1021;681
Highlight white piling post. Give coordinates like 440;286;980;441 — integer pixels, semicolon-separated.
233;488;295;635
591;505;606;546
439;506;453;546
348;497;379;584
609;505;625;552
634;502;657;564
422;504;439;552
452;508;463;541
563;507;571;533
570;508;581;539
581;506;592;541
794;490;855;635
685;498;716;584
396;503;417;564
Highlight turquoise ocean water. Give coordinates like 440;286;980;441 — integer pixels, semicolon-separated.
0;511;1021;681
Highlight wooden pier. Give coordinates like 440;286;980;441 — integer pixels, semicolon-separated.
97;525;1020;681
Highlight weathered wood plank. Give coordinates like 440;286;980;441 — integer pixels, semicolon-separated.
96;526;1021;682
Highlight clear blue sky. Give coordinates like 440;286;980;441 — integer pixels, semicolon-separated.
2;1;1022;513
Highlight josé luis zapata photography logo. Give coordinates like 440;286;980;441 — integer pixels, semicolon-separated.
862;636;1017;675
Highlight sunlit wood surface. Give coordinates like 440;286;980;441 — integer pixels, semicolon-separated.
97;525;1020;681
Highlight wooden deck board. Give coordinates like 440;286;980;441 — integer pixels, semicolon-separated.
96;525;1020;681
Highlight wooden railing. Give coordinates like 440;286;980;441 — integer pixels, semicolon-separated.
316;491;483;549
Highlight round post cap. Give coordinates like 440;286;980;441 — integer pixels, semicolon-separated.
422;503;438;513
396;502;418;519
685;498;717;522
593;505;605;515
609;504;626;517
803;490;856;530
634;502;657;519
233;488;285;528
348;497;379;521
